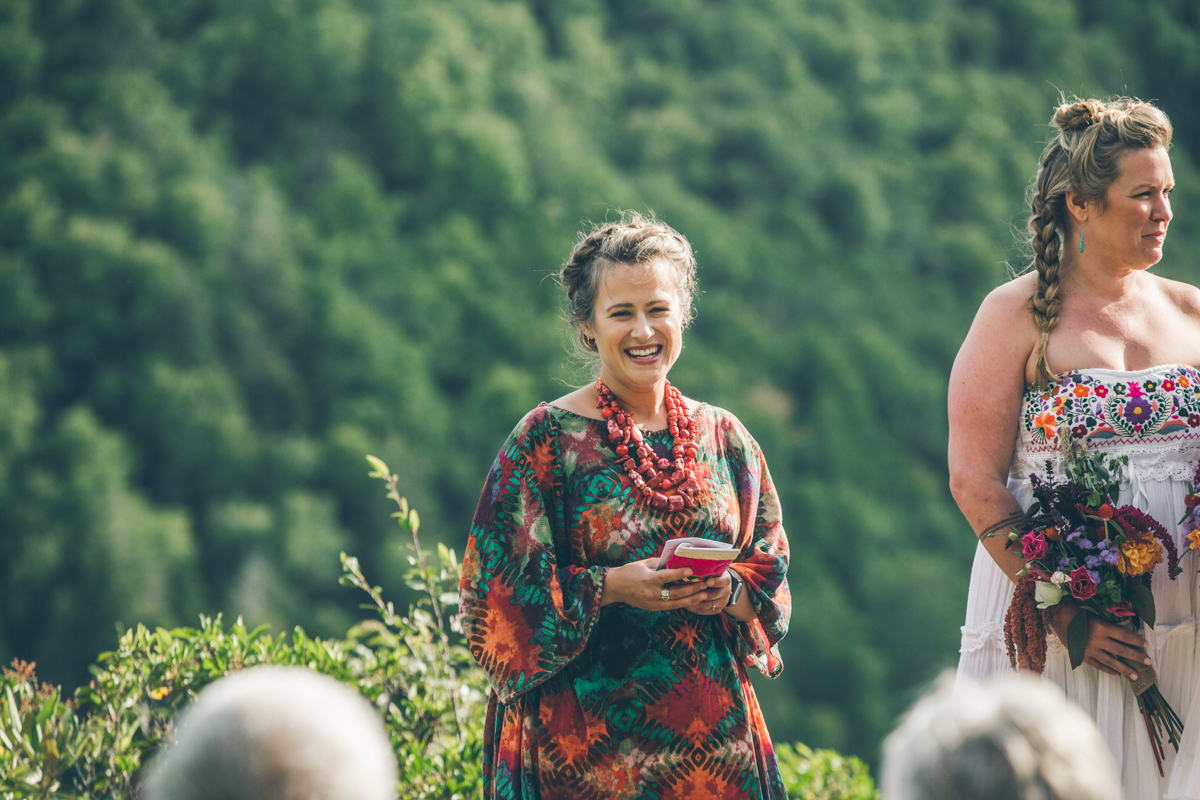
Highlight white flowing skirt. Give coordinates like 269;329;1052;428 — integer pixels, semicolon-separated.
958;447;1200;800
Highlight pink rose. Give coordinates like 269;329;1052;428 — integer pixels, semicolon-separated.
1068;566;1097;601
1106;601;1135;617
1021;531;1048;562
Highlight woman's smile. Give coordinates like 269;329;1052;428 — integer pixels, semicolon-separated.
584;260;684;397
625;344;663;360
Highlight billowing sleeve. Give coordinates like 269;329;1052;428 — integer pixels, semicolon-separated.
459;406;607;703
723;417;791;678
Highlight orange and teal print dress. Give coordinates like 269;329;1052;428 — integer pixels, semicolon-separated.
461;403;791;800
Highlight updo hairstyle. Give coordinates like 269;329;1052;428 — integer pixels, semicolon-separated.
1027;96;1172;388
559;211;698;359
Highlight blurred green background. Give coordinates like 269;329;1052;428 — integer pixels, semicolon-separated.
1;0;1198;764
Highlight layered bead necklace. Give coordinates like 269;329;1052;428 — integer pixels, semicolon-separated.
595;379;702;512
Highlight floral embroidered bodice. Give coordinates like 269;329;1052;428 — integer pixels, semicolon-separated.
1014;364;1200;484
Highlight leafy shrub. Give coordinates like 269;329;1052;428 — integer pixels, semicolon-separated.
0;457;875;799
775;742;879;800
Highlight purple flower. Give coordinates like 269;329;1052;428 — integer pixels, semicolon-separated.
1058;557;1072;570
1102;547;1120;565
1085;554;1104;569
1076;537;1095;550
1123;397;1154;425
1189;413;1200;428
1071;424;1089;438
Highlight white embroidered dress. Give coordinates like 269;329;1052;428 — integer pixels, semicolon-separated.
958;365;1200;800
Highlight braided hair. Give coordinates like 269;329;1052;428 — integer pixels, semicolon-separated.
1026;97;1172;388
559;211;698;364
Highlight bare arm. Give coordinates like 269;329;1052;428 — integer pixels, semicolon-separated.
949;281;1148;678
947;283;1037;583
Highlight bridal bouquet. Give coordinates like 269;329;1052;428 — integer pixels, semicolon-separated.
990;434;1183;773
1179;459;1200;562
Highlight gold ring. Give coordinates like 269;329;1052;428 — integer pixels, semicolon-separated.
661;588;671;602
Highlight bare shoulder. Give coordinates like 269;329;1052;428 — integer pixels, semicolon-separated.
950;273;1039;396
548;385;601;419
961;272;1041;353
978;272;1038;322
1153;274;1200;318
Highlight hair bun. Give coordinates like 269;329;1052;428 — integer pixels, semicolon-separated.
1054;99;1105;132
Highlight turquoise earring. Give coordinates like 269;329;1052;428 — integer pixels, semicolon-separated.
1079;229;1085;253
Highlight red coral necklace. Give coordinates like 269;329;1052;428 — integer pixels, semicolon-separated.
595;379;702;512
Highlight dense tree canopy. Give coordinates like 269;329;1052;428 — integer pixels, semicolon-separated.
1;0;1198;761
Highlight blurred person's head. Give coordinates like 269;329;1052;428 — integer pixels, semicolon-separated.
144;666;397;800
881;672;1119;800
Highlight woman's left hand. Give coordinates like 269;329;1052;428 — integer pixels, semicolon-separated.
688;571;732;615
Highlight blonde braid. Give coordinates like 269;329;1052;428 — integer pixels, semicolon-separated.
1028;185;1064;389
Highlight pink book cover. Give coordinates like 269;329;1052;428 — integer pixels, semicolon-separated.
655;537;739;582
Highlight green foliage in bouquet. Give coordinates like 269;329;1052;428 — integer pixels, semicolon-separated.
0;457;876;799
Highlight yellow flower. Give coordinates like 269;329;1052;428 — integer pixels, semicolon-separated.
1118;539;1164;576
150;687;170;700
1188;528;1200;552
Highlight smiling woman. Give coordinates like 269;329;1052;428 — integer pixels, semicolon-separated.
459;212;791;799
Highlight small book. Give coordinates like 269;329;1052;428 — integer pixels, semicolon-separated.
656;537;739;582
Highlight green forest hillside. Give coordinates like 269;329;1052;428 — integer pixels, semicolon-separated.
2;0;1199;762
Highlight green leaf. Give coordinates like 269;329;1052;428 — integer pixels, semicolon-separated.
366;454;390;477
35;695;58;726
1067;610;1088;669
1129;579;1155;628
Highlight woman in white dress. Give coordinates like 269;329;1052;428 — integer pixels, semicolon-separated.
949;97;1200;799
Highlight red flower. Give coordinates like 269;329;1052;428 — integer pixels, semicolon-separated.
1098;504;1114;520
1021;531;1048;562
1068;566;1097;601
1106;601;1136;617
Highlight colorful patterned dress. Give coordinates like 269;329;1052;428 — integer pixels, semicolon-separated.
460;402;791;800
958;365;1200;800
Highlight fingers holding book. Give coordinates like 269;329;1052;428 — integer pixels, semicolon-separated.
688;571;732;616
599;558;712;611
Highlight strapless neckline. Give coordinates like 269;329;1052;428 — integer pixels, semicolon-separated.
1031;363;1199;386
1017;363;1200;460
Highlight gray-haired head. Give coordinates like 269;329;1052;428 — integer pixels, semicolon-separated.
881;672;1119;800
144;666;397;800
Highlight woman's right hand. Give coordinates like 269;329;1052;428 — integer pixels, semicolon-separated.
600;558;711;611
1048;601;1152;680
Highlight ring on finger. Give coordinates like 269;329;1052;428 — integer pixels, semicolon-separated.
661;588;671;602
